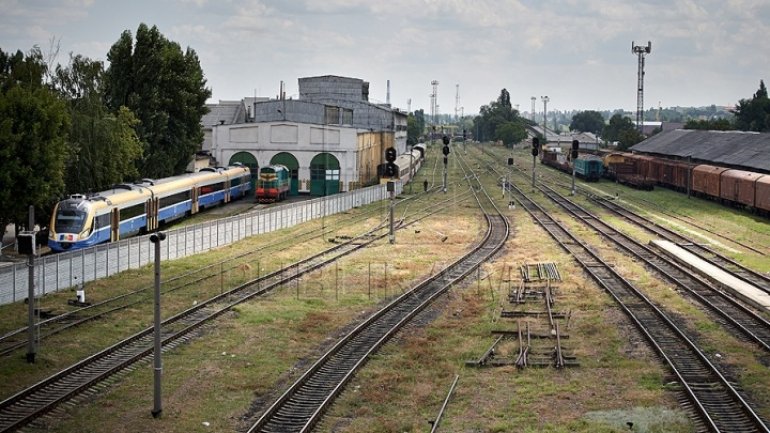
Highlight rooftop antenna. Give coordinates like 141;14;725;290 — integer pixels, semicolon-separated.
407;98;412;112
632;41;652;133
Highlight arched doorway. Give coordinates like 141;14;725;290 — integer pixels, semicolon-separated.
310;153;340;196
270;152;300;196
228;152;259;194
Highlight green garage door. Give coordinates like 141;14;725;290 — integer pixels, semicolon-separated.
271;152;300;196
228;152;259;194
310;153;340;196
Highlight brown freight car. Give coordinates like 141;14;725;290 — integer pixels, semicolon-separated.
720;169;764;207
754;175;770;213
627;154;658;181
656;159;690;190
692;165;729;198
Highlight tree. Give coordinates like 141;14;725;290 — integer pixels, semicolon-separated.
407;113;419;146
54;54;143;193
733;80;770;132
472;88;526;142
104;24;211;178
684;119;734;131
495;122;527;148
569;110;605;135
0;47;70;231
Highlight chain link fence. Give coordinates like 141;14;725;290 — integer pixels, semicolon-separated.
0;183;400;305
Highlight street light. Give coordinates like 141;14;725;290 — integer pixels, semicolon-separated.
541;96;550;141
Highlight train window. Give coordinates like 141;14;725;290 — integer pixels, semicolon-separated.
55;209;87;234
120;203;145;221
95;214;111;229
159;191;191;209
200;182;225;194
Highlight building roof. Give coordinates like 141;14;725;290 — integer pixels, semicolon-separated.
201;100;246;127
630;129;770;173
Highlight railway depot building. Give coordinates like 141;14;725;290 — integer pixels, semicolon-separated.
204;75;407;196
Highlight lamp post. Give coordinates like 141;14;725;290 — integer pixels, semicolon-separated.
541;96;549;141
150;231;166;419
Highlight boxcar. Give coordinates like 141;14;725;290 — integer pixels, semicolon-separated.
720;169;763;207
692;165;728;198
756;175;770;213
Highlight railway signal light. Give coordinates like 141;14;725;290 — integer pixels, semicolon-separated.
531;137;540;157
442;145;450;156
462;129;467;140
508;157;514;166
17;232;35;256
571;139;579;160
385;147;397;163
384;162;398;177
442;135;450;145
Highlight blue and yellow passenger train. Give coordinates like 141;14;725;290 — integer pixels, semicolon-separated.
48;165;251;252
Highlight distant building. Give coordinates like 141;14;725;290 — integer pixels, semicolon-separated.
206;75;408;196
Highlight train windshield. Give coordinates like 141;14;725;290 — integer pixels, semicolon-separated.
55;209;87;234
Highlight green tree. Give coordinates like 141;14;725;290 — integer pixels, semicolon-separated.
407;113;419;146
684;119;734;131
495;122;527;148
0;47;70;230
733;80;770;132
569;110;605;135
473;88;525;142
104;24;211;178
54;54;142;193
602;114;635;143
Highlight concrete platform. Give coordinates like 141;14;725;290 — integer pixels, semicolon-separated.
650;239;770;312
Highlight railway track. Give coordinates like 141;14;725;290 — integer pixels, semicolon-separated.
246;148;509;433
0;178;464;359
505;179;769;432
591;196;770;294
0;188;467;433
532;182;770;353
479;148;770;352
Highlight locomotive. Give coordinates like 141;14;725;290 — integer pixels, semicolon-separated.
48;165;251;252
256;164;291;203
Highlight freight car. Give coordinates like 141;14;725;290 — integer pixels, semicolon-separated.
256;164;290;202
620;156;770;215
49;165;251;252
540;149;602;182
602;153;654;190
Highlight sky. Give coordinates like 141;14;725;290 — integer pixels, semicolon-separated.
1;0;769;115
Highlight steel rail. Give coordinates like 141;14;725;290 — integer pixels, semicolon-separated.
247;148;509;433
505;178;768;432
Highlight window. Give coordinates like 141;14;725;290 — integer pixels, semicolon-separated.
324;106;340;125
159;191;191;209
55;209;87;234
95;214;111;229
121;203;145;221
342;108;353;125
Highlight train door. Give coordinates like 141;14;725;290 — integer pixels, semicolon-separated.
110;208;120;241
271;152;300;196
310;153;340;196
191;187;199;214
228;152;259;195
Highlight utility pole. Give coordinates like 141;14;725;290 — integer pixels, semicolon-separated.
388;181;395;244
541;96;550;141
632;41;652;134
20;205;36;363
150;232;167;419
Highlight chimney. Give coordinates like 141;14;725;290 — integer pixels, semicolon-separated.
386;80;391;105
